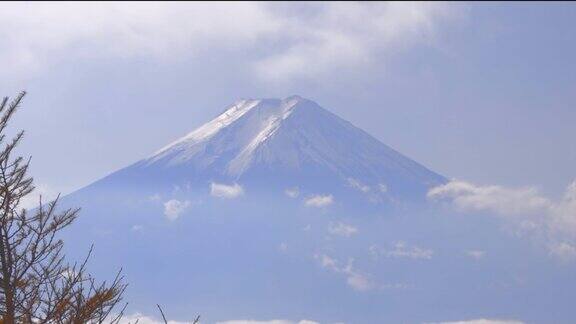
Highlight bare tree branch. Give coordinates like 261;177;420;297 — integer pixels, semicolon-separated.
0;92;127;324
156;304;168;324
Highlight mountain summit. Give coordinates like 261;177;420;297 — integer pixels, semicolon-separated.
82;96;444;203
60;97;570;323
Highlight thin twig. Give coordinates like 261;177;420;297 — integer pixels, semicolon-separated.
156;304;168;324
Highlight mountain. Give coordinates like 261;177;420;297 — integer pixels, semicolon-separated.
78;95;445;205
57;96;574;323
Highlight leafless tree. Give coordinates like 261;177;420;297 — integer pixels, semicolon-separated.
0;92;127;324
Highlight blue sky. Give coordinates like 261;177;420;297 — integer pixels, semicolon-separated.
1;2;575;200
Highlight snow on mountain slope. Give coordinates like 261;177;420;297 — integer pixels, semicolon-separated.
136;96;445;200
150;98;264;163
58;97;576;324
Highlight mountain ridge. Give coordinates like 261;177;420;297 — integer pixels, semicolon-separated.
124;96;446;201
70;96;445;206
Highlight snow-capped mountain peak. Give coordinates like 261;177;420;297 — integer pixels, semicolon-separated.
154;95;308;158
140;96;445;199
148;96;312;170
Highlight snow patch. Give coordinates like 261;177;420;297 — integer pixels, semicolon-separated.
153;99;261;158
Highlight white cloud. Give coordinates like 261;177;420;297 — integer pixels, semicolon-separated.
131;225;144;233
318;254;339;272
428;180;550;216
465;250;486;260
0;2;460;83
217;321;319;324
285;187;300;198
254;2;459;82
0;2;279;80
431;320;524;324
380;282;413;290
210;182;244;199
118;313;189;324
347;178;370;193
346;271;372;291
119;315;320;324
278;242;288;253
549;181;576;238
171;182;193;195
305;194;334;208
217;321;292;324
328;222;358;237
379;183;388;193
548;242;576;262
341;262;373;292
315;254;374;291
428;179;576;260
149;193;162;202
163;199;190;221
370;241;433;260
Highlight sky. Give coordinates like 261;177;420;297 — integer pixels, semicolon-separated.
1;2;575;200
